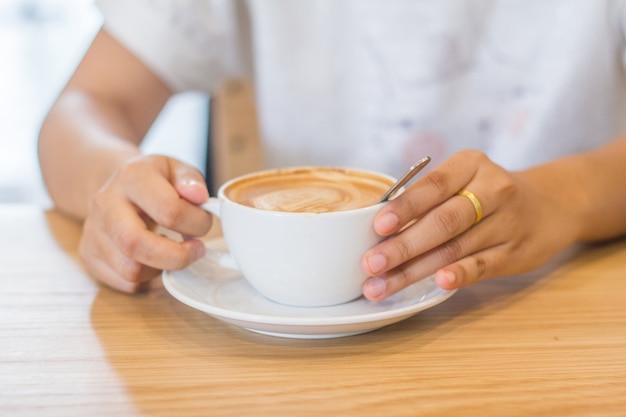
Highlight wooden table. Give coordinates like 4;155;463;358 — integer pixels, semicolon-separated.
1;204;625;417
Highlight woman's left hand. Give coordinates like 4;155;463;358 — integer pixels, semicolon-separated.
361;149;584;301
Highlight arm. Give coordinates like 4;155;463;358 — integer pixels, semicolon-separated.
564;135;626;241
38;29;213;293
38;29;170;219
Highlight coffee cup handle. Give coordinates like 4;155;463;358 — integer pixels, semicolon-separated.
199;198;239;270
201;198;221;217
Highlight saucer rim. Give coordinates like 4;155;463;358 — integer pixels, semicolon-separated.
162;266;456;328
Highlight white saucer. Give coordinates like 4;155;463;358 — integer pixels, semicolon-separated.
162;238;456;339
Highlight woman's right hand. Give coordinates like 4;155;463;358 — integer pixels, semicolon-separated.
78;155;214;293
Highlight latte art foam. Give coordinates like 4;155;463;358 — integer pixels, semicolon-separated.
252;184;368;213
226;168;394;213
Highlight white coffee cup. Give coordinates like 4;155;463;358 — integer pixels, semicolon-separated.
201;167;395;307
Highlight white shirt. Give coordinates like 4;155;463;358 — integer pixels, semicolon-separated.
96;0;626;178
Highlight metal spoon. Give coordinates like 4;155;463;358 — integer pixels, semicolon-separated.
378;156;431;203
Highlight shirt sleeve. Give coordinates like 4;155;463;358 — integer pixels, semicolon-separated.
95;0;251;93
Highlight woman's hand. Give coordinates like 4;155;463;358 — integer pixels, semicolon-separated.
78;155;213;293
361;149;585;301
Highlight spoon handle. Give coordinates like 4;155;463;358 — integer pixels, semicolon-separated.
378;156;431;203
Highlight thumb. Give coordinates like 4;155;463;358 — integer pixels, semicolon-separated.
169;160;210;205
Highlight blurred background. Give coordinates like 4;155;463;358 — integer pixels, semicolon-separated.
0;0;208;205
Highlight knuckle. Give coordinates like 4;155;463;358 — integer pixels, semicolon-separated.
424;170;452;200
392;266;415;290
123;282;150;294
156;202;185;229
168;247;194;270
116;156;162;182
391;196;419;224
470;255;489;280
390;236;417;263
499;179;519;202
197;214;214;236
116;158;142;179
117;259;144;283
461;149;492;166
433;205;465;236
116;229;143;259
463;149;489;164
439;238;465;265
490;163;517;194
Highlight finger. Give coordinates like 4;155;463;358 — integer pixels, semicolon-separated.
373;150;488;236
83;251;155;293
124;160;212;236
102;203;206;271
362;192;484;276
79;227;156;293
170;160;210;205
110;225;206;272
363;215;504;301
434;244;508;290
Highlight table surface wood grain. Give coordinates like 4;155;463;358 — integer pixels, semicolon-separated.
1;204;625;417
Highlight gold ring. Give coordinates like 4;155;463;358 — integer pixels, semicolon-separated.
457;189;483;224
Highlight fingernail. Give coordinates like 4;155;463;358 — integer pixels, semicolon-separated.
180;179;201;187
194;243;206;259
436;271;456;288
364;276;387;298
367;253;387;274
377;212;399;234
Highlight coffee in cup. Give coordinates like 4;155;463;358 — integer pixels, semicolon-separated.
224;167;392;213
202;166;395;307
